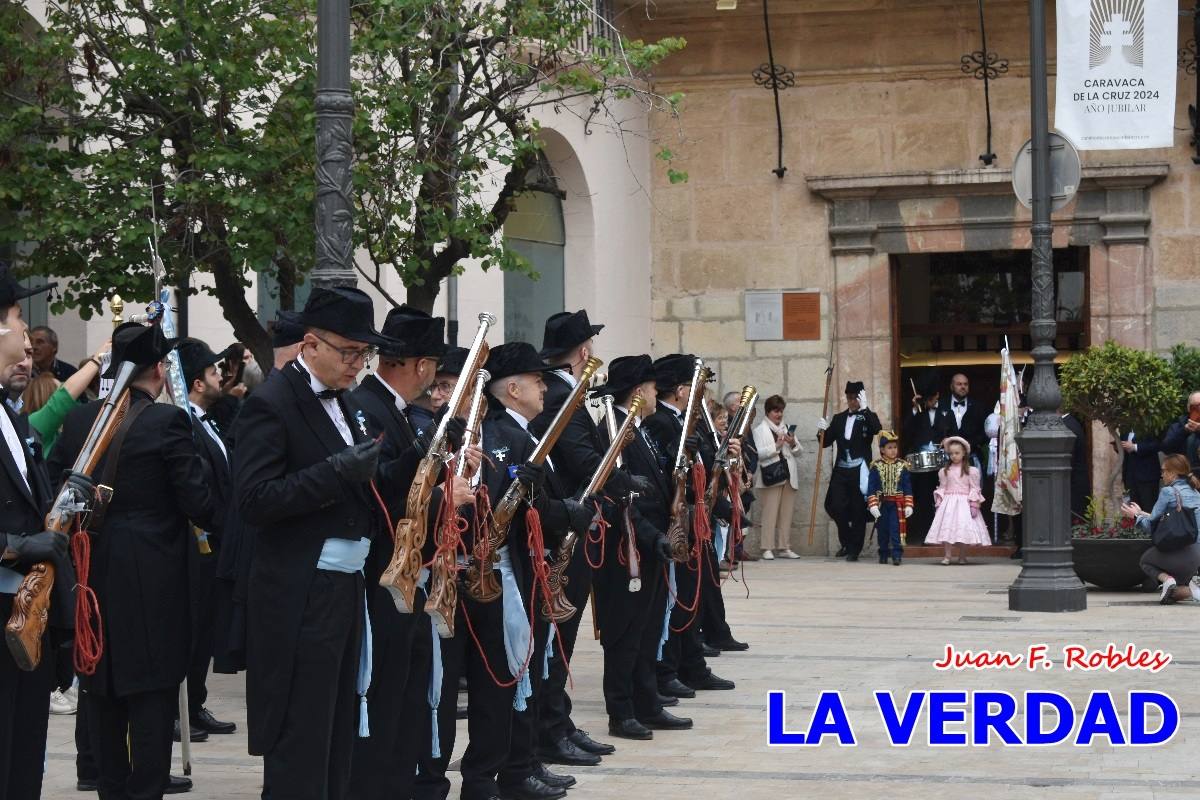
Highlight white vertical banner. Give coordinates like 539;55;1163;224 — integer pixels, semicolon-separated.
1054;0;1177;150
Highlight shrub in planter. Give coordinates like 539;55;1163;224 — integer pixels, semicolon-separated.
1070;514;1152;590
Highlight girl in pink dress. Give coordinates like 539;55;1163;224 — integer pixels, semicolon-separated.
926;436;991;564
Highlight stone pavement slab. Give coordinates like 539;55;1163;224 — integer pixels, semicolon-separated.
41;558;1200;799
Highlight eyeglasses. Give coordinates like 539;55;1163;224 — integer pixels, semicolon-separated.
312;332;377;366
432;381;455;394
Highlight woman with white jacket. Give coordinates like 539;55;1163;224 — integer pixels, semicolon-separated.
752;394;804;559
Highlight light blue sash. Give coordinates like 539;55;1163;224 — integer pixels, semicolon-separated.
416;567;445;759
316;537;373;737
657;561;676;661
714;522;729;564
497;546;532;711
0;566;24;594
543;622;557;680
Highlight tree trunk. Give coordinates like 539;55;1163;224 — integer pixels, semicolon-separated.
406;280;439;315
1104;424;1123;525
209;247;272;369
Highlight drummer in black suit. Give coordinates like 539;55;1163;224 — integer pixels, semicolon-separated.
51;322;216;800
817;381;882;561
590;356;691;741
177;338;240;737
349;305;475;800
906;375;953;543
234;287;389;800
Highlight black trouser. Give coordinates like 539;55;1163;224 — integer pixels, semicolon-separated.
698;542;731;644
657;559;708;686
909;470;938;544
597;566;666;721
86;686;176;800
0;594;52;800
77;690;98;781
186;539;219;714
501;596;551;785
349;591;432;800
415;591;513;800
262;570;362;800
538;545;592;746
825;466;867;555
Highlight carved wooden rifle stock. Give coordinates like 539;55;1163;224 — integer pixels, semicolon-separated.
601;394;643;592
665;359;711;563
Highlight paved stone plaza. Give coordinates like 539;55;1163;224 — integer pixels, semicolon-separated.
42;558;1200;799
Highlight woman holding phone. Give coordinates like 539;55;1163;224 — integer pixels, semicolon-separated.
753;394;803;559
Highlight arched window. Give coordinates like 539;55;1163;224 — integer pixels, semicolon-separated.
503;156;565;344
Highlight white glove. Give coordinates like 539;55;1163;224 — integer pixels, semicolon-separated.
816;417;830;432
857;390;869;411
869;506;881;520
904;506;913;519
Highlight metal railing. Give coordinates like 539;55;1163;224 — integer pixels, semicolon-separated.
566;0;621;56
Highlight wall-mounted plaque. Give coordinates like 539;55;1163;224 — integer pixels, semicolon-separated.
744;290;821;341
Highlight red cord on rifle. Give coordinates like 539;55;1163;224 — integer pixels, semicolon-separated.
73;521;103;676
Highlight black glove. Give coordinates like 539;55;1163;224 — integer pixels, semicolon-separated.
443;416;467;452
2;531;69;564
653;534;673;563
62;470;95;502
628;474;654;496
713;497;733;524
684;434;701;455
327;440;382;484
515;462;545;494
563;498;596;534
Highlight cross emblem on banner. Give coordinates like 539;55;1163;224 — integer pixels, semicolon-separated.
1099;13;1134;51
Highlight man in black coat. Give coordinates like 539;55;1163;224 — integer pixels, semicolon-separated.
643;354;735;698
0;272;81;800
348;305;474;800
938;373;988;463
483;343;592;800
1161;391;1200;479
234;288;390;800
50;322;216;800
177;338;239;738
590;356;691;741
1119;430;1162;514
818;381;882;561
906;375;953;543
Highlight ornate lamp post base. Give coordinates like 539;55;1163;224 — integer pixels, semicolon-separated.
1008;426;1087;612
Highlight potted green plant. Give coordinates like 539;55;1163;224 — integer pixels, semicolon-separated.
1069;495;1153;590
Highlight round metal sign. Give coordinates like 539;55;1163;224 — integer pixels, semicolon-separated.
1011;132;1082;212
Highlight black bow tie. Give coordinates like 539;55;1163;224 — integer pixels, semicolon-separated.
200;414;221;433
953;400;966;408
316;388;344;401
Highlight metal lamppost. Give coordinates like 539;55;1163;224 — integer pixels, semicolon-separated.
1008;0;1086;612
313;0;358;289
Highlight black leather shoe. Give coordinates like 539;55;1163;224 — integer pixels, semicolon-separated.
172;720;208;743
685;672;735;691
164;775;193;794
567;728;615;755
498;775;567;800
879;554;888;564
846;553;859;562
537;737;601;767
534;762;575;788
709;637;749;652
658;678;696;699
608;718;653;740
892;557;901;566
191;706;236;734
700;642;721;658
835;547;847;557
657;693;679;707
638;710;693;730
76;778;98;792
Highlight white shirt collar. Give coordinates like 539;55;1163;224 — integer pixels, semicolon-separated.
296;354;332;395
660;400;682;417
506;407;531;431
188;400;206;419
616;405;642;428
376;375;408;412
555;368;577;389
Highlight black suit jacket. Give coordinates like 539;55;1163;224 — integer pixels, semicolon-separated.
51;390;215;697
908;405;954;452
822;408;882;464
938;396;988;455
1121;432;1162;486
529;370;612;498
234;362;380;755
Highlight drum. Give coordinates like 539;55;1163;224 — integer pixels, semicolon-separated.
907;448;947;473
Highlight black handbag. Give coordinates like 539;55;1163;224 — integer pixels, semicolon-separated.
760;457;790;487
1151;487;1198;552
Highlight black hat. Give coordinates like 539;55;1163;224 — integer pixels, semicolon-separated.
653;353;696;391
539;310;603;360
918;371;942;397
103;321;178;379
437;347;470;376
379;304;447;359
297;287;390;348
177;338;223;385
845;381;865;396
0;260;56;309
271;310;305;348
591;355;653;399
484;342;559;386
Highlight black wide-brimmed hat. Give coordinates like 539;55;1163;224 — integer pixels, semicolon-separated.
845;381;865;396
539;310;603;360
379;304;447;359
438;346;470;377
485;342;559;386
271;310;305;348
653;353;697;391
0;260;56;309
297;287;391;348
103;321;178;379
177;338;224;385
591;355;653;399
